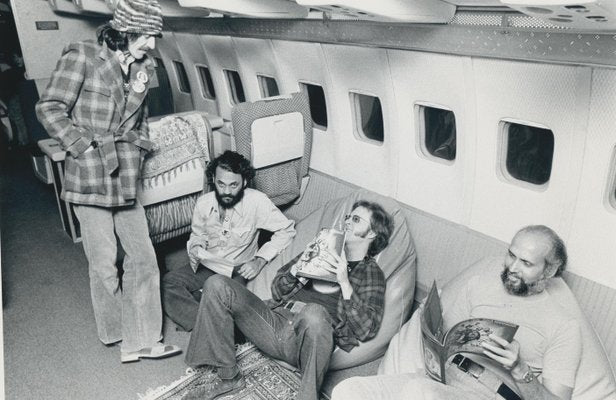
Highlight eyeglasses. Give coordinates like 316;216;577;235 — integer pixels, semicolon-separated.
345;214;370;225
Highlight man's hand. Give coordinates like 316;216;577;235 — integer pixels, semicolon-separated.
483;335;572;399
481;334;520;370
326;249;353;299
188;245;203;267
237;257;267;280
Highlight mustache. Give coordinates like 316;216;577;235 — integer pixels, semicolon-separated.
505;269;520;279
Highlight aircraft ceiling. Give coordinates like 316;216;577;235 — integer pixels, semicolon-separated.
46;0;616;32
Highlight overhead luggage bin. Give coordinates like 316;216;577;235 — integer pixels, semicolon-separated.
295;0;456;23
73;0;112;15
177;0;309;18
500;0;616;30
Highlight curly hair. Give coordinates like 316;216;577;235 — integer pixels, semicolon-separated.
206;151;255;184
352;200;394;257
96;23;140;52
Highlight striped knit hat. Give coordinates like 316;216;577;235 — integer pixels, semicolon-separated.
109;0;163;36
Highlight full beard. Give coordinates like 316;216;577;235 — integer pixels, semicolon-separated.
500;267;547;296
215;187;245;210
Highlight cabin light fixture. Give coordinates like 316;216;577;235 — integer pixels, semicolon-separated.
72;0;113;15
48;0;82;15
499;0;616;30
176;0;309;18
156;0;211;17
295;0;456;23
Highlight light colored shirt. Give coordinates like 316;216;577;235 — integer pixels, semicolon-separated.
442;262;582;390
187;188;296;273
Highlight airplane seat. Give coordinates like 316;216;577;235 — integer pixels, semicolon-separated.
247;188;417;370
139;111;224;243
231;91;313;207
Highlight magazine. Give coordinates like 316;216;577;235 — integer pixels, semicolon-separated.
195;247;243;277
295;228;345;282
420;282;519;384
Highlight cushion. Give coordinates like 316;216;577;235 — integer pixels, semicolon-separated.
247;189;417;370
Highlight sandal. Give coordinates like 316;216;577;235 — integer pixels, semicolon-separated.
121;344;182;363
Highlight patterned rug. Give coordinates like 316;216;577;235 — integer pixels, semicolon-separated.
139;344;329;400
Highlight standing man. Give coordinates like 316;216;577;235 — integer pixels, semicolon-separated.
332;225;615;400
181;200;394;400
36;0;180;363
162;150;296;332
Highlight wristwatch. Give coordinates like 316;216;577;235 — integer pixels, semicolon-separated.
515;366;535;384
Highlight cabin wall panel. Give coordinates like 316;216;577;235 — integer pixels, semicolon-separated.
197;35;242;120
318;44;399;196
10;0;102;80
154;31;194;113
387;50;475;224
174;32;219;115
468;59;589;244
269;40;334;172
231;37;281;102
568;68;616;289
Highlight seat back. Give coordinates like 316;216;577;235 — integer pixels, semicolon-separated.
138;111;223;243
232;91;313;206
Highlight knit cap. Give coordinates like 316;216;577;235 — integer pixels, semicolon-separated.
109;0;163;36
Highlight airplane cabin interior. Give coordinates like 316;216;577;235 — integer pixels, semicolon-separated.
2;0;616;399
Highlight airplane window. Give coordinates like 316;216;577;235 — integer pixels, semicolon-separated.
224;70;246;104
197;66;216;99
351;92;384;144
300;83;328;130
258;75;280;98
503;122;554;185
417;105;456;162
148;57;174;117
173;60;191;94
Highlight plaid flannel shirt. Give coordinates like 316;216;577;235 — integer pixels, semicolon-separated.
36;40;155;207
270;255;386;352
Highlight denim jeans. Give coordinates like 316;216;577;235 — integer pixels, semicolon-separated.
185;275;335;400
74;203;162;353
161;263;247;331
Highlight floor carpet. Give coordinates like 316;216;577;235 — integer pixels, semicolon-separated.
140;343;329;400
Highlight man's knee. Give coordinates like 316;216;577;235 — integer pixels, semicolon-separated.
202;274;234;297
161;269;183;290
296;304;333;336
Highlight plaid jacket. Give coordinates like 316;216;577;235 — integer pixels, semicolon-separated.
271;255;386;352
36;40;155;207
